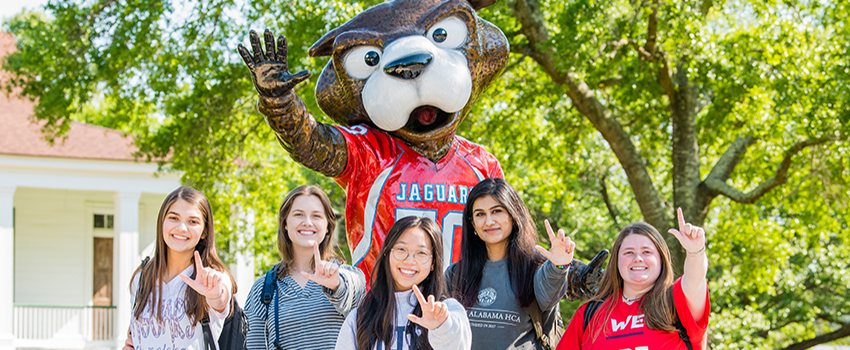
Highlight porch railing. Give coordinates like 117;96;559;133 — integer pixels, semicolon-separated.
13;304;116;348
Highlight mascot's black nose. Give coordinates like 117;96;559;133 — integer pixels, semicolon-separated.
383;53;433;80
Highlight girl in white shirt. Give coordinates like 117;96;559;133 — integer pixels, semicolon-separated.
127;186;236;350
334;216;471;350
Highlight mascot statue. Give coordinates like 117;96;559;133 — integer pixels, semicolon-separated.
238;0;607;300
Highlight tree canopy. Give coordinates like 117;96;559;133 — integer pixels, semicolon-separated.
2;0;848;348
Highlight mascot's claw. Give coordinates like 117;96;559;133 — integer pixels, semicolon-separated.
566;249;609;302
237;29;311;99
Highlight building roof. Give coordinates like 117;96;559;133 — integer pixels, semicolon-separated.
0;32;138;161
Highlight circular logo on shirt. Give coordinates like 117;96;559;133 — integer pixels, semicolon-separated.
478;287;497;307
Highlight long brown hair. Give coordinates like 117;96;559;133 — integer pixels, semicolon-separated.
131;186;235;325
276;185;339;278
356;216;447;350
453;178;544;308
587;222;676;342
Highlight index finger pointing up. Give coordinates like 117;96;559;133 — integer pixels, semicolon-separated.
193;251;207;280
677;207;686;230
313;241;322;263
194;250;205;270
412;284;428;306
544;220;557;242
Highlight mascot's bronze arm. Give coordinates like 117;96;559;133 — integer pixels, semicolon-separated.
238;30;346;177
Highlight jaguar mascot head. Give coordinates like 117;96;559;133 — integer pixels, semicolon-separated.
308;0;508;160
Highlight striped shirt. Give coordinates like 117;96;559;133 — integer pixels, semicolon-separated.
244;263;366;350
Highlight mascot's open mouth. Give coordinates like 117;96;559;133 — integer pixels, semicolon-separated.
404;105;452;133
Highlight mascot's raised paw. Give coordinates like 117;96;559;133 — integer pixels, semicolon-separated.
566;249;609;301
237;29;311;98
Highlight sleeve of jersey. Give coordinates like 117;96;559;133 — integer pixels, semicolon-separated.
490;159;504;179
557;304;586;350
673;277;710;345
333;125;396;188
477;145;503;179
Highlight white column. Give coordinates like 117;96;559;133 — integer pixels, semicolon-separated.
231;208;256;307
113;192;140;349
0;187;15;350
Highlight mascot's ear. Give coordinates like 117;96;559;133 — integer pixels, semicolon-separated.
309;29;337;57
468;0;498;10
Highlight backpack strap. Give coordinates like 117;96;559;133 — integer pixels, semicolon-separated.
261;264;282;350
582;298;604;333
526;300;554;350
671;291;694;350
262;264;279;306
201;314;215;350
674;317;693;350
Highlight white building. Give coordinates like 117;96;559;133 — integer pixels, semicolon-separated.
0;32;254;350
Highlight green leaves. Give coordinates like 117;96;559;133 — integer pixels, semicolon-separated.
2;0;849;347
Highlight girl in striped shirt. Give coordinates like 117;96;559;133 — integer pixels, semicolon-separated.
244;185;366;350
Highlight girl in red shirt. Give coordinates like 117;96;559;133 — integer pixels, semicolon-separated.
557;208;709;350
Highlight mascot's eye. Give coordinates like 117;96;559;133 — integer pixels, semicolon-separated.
364;51;380;66
344;45;383;79
432;28;447;43
426;16;467;49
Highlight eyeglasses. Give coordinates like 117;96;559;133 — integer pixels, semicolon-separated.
390;247;433;264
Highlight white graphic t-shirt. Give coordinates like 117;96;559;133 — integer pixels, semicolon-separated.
130;265;232;350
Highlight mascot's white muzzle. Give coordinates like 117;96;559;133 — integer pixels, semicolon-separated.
360;36;472;132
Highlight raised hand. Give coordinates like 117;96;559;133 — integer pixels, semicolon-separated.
406;285;449;330
180;251;226;301
300;241;341;291
237;29;311;98
668;207;706;255
534;219;576;267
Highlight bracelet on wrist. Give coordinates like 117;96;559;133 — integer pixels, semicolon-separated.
556;263;569;270
687;246;706;257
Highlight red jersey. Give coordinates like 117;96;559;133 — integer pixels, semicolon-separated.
557;278;709;350
333;125;504;283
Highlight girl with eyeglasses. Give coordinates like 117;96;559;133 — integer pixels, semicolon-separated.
334;216;472;350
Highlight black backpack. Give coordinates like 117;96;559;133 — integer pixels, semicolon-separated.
136;257;249;350
582;298;692;350
201;300;248;350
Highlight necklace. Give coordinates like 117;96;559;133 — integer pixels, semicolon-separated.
622;294;642;303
